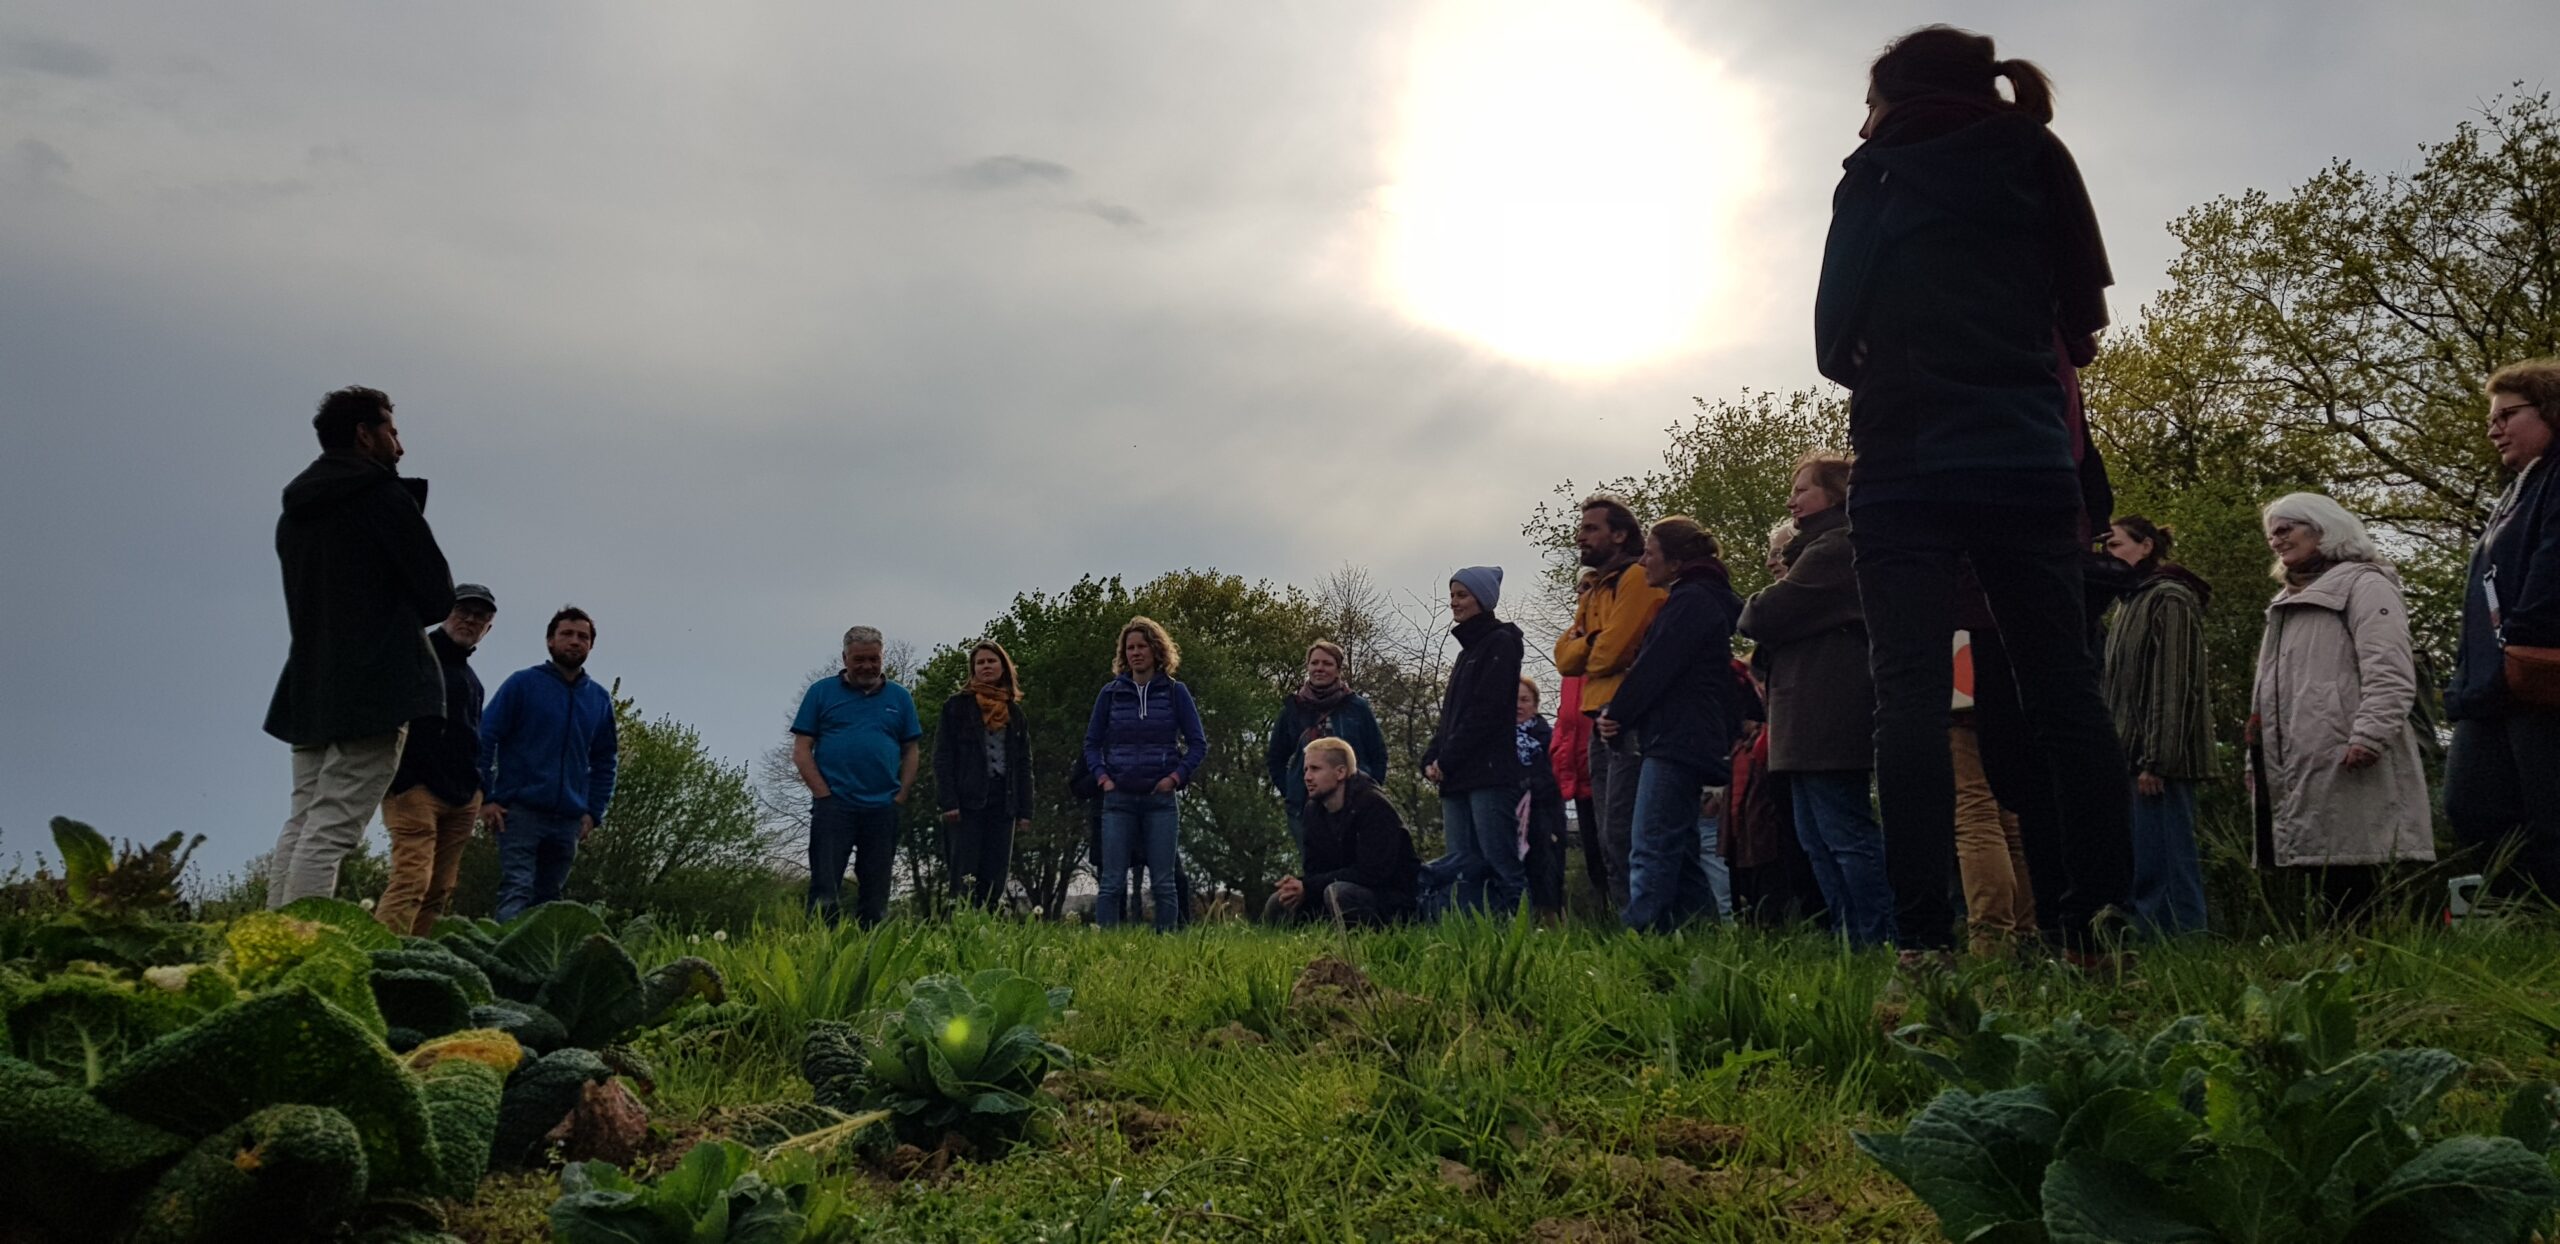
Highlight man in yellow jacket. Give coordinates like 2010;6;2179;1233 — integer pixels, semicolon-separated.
1553;494;1667;911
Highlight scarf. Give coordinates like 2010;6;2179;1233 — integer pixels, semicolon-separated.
1290;679;1354;745
2282;557;2338;592
966;679;1015;734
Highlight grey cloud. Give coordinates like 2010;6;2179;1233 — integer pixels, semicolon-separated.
1;34;110;77
945;154;1075;190
11;137;69;181
1072;199;1144;229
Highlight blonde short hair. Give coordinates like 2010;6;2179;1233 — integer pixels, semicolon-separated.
1303;736;1357;773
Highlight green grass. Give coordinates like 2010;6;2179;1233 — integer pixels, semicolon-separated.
461;907;2560;1242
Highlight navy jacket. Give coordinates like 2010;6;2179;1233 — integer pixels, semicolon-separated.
1299;774;1421;903
1082;674;1207;791
481;662;621;822
1267;691;1391;812
389;627;486;805
1815;109;2112;511
1606;572;1748;767
2450;458;2560;719
265;451;454;744
1425;614;1525;793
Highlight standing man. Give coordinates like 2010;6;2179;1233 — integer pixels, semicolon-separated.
1551;494;1666;912
1267;640;1390;851
794;627;923;927
375;583;497;935
480;607;620;922
266;385;455;908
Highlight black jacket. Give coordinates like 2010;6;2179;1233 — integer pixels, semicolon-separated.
1300;774;1421;901
389;627;486;805
935;694;1035;819
264;451;455;745
1608;572;1748;768
1424;614;1525;793
2451;459;2560;719
1814;109;2112;511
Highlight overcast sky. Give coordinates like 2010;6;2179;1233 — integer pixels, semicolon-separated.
3;1;2549;880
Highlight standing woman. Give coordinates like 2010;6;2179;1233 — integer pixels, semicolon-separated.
1267;640;1390;851
1600;518;1746;932
936;640;1034;912
1814;25;2135;961
1424;567;1527;913
1082;617;1208;932
2251;493;2432;917
1515;678;1569;918
1739;453;1894;947
2446;361;2560;899
2100;517;2218;935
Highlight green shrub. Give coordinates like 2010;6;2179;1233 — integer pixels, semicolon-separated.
492;1046;614;1169
548;1138;859;1243
417;1058;506;1200
0;1054;188;1239
1857;961;2560;1242
223;910;389;1037
126;1103;369;1244
832;968;1073;1155
425;903;723;1056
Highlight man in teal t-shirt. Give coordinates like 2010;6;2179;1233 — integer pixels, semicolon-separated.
791;626;922;926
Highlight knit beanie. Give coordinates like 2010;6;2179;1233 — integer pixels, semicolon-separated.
1450;566;1503;613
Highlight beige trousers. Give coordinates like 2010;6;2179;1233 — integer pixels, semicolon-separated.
1952;722;2037;957
268;727;405;908
378;785;480;936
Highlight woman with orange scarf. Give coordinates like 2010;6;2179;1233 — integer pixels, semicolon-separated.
935;640;1035;910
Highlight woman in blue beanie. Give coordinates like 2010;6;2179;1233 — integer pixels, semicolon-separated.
1424;566;1527;912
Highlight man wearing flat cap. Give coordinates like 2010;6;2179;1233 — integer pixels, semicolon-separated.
374;583;496;935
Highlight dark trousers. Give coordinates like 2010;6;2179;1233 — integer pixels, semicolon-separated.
1525;794;1568;913
946;803;1016;911
494;807;581;923
1968;626;2070;935
2446;712;2560;900
1259;880;1411;929
1572;794;1607;904
810;795;900;928
1589;737;1643;909
1852;502;2133;951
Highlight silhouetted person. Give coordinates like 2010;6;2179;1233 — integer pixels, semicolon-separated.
266;385;454;908
1814;25;2132;964
375;582;495;935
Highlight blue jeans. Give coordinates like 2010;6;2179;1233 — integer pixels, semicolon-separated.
1696;810;1734;923
1441;787;1526;914
810;795;900;928
1623;756;1723;933
2129;779;2207;936
1791;771;1895;947
494;806;581;923
1099;791;1182;932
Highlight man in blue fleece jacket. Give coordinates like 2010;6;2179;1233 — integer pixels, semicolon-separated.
480;606;620;920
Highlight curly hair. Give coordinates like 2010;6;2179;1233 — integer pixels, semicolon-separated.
1113;615;1181;677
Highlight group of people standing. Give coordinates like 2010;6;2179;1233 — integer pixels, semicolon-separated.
265;385;620;932
264;25;2560;956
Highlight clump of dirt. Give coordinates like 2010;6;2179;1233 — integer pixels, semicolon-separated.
881;1133;975;1182
1206;1021;1269;1047
1784;1193;1844;1224
1290;955;1375;1008
1528;1218;1641;1243
1110;1103;1182;1151
1651;1119;1747;1165
1437;1158;1483;1195
547;1078;649;1166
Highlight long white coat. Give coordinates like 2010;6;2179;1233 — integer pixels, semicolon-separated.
2250;561;2434;867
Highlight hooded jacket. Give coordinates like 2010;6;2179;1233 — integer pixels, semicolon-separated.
389;627;487;806
1607;568;1747;766
264;451;455;745
1425;613;1525;793
1739;507;1876;772
1081;674;1207;792
1299;773;1422;904
2450;457;2560;719
2102;566;2220;781
1815;107;2113;512
2250;561;2432;867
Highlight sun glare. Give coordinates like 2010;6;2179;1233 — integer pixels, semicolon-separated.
1381;1;1764;373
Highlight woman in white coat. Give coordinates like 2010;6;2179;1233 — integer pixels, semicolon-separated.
2250;493;2433;919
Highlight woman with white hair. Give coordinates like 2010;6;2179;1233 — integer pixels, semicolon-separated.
2249;492;2433;914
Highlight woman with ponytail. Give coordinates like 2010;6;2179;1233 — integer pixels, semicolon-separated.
1815;25;2134;966
936;640;1034;911
2101;517;2219;935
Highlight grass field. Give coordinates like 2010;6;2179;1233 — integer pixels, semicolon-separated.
441;905;2560;1242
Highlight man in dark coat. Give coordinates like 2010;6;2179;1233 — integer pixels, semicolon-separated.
1263;738;1420;928
265;385;455;909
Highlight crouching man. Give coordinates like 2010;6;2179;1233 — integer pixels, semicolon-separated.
1261;738;1420;929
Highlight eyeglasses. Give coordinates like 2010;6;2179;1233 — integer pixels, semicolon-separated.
2491;402;2540;426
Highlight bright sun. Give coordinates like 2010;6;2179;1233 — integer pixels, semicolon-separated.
1381;1;1765;373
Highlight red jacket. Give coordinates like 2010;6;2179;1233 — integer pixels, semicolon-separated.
1551;676;1592;801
